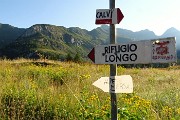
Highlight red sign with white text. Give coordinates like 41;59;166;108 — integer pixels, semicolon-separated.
95;8;124;24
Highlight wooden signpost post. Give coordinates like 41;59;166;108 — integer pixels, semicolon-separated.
109;1;119;119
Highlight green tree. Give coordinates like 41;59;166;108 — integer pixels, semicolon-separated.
73;53;82;63
66;53;73;61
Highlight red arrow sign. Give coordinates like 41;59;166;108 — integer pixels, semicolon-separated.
117;8;124;24
87;48;95;63
95;8;124;24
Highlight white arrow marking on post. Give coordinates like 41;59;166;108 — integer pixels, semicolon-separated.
93;75;133;93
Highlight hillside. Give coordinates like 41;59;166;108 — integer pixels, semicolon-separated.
0;24;94;60
0;23;180;61
98;25;180;48
0;23;25;48
0;24;132;60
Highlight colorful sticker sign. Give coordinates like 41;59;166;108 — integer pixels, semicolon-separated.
152;38;176;63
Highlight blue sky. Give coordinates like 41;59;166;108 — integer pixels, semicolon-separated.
0;0;180;35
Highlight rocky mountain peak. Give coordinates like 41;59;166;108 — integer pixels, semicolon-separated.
162;27;180;37
21;24;55;38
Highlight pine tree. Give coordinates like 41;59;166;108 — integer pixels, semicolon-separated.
66;53;73;61
73;53;82;62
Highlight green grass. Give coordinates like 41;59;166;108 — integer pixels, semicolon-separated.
0;59;180;119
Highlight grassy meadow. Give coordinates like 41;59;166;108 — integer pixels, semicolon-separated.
0;59;180;120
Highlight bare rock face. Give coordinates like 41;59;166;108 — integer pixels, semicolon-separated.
21;24;54;38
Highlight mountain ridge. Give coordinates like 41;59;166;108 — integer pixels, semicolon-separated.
0;24;26;48
0;23;179;60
